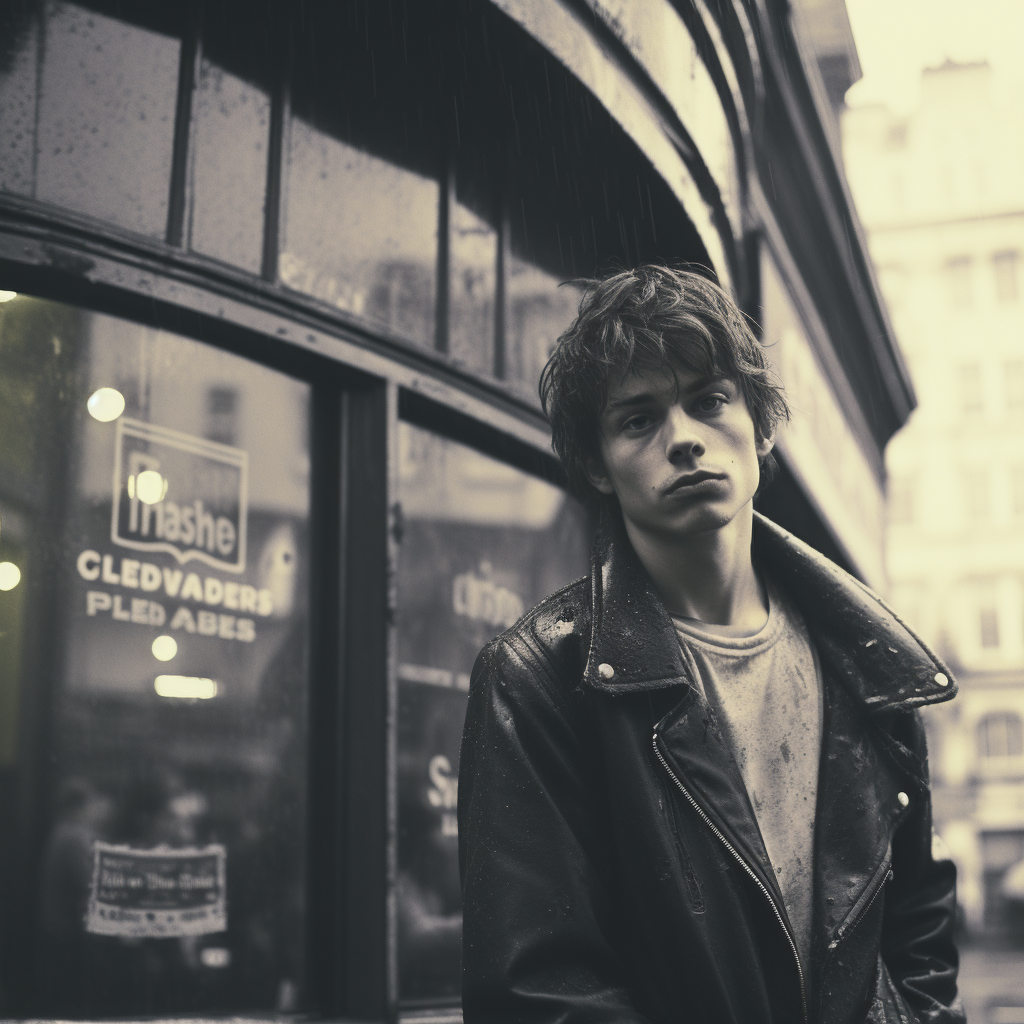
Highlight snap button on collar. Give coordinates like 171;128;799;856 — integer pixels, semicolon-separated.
598;662;615;680
897;792;909;808
934;672;949;687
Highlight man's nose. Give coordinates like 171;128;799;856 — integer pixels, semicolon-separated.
665;407;705;460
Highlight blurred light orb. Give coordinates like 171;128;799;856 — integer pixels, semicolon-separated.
0;290;16;303
87;387;125;422
0;562;21;591
151;635;178;661
136;470;166;505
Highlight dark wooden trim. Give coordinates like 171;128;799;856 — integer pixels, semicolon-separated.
338;379;392;1020
166;4;201;248
262;21;291;283
435;158;452;355
305;373;347;1014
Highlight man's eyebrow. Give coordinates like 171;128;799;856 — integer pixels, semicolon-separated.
604;375;727;411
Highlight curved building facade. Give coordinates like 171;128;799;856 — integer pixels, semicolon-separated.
0;0;908;1019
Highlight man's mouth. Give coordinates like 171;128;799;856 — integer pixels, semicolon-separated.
664;471;725;495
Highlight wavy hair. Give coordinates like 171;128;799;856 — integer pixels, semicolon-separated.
539;265;790;504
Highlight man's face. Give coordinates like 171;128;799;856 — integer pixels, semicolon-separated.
588;362;773;545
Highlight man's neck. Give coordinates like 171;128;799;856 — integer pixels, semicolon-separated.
622;506;767;632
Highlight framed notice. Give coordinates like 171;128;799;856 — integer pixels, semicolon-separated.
85;841;227;938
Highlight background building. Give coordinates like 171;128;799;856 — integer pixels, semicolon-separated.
844;59;1024;939
0;0;908;1020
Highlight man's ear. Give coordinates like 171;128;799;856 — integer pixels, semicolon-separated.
585;456;616;495
755;432;775;459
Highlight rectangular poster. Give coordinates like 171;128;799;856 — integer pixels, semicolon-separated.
85;841;227;938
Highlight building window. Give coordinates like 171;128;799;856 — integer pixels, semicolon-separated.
979;605;1000;648
978;712;1024;759
887;474;916;525
946;257;974;306
993;250;1020;302
205;386;239;445
1011;467;1024;518
1006;360;1024;414
961;363;984;413
963;468;991;521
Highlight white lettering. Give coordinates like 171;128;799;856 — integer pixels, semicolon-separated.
139;563;162;591
197;610;218;635
131;598;149;624
235;618;256;642
148;602;166;626
121;559;140;588
112;595;131;621
180;506;195;546
257;589;273;616
169;606;196;632
86;591;112;615
194;501;216;553
77;550;101;581
215;517;236;556
162;568;183;597
427;755;458;810
101;554;120;585
223;582;240;610
162;501;181;541
180;573;204;602
204;577;223;605
217;614;235;640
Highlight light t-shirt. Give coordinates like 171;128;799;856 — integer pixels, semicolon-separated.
672;580;822;975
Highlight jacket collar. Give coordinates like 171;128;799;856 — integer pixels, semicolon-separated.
582;509;957;713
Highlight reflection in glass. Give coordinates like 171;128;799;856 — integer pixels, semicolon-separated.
0;295;312;1014
283;121;438;347
0;6;37;196
507;256;582;396
395;423;590;1003
449;201;497;374
34;3;180;236
190;60;270;272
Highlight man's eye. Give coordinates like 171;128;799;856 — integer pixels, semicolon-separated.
696;394;726;413
622;414;653;431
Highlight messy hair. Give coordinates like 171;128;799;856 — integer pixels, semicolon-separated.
539;264;790;504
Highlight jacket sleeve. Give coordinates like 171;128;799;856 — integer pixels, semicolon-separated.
880;709;965;1024
458;635;654;1024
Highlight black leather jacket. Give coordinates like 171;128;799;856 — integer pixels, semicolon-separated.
459;513;964;1024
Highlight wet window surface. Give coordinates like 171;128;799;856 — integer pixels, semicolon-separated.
395;422;590;1005
0;293;311;1016
33;2;180;235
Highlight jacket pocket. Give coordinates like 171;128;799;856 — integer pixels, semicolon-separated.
657;775;705;913
864;954;918;1024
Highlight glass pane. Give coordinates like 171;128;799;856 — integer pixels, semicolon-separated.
190;59;269;272
34;2;180;236
0;292;312;1015
395;422;590;1004
283;121;438;347
449;199;496;375
506;254;582;398
0;5;38;196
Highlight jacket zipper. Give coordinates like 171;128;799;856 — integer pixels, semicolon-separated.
653;732;809;1024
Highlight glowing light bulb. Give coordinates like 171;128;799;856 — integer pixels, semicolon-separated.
155;675;218;699
136;470;166;504
0;290;16;303
152;635;178;661
87;387;125;422
0;562;20;591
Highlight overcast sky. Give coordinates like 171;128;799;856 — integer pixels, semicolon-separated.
845;0;1024;113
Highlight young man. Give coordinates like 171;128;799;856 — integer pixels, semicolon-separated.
458;266;964;1024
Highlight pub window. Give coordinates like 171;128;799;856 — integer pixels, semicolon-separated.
945;257;973;306
0;292;313;1016
978;712;1024;759
394;420;590;1007
0;1;183;237
993;250;1020;302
